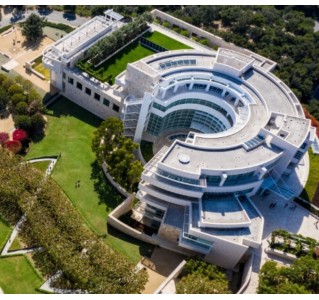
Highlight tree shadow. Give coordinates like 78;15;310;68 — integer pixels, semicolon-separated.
46;95;103;128
90;160;124;209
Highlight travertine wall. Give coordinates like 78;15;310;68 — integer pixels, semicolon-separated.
62;73;122;120
204;239;248;269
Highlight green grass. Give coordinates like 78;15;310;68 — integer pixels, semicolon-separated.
26;96;153;263
145;31;192;50
31;161;50;173
78;41;155;84
32;56;50;81
0;256;43;293
8;237;21;252
77;30;192;85
140;140;154;162
0;219;11;252
300;148;319;202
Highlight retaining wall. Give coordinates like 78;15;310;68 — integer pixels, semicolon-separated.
107;194;158;245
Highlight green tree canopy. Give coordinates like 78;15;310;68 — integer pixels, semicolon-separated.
21;13;45;42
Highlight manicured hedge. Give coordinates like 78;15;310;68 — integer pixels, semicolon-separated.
44;21;74;33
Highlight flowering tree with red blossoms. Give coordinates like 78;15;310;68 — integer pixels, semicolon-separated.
0;132;9;145
12;129;28;141
4;140;22;154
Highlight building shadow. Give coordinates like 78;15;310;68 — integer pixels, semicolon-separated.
46;95;103;128
106;223;155;258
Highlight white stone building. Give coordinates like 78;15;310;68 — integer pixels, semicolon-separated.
43;12;316;269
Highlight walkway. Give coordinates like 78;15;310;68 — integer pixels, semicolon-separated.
243;154;318;293
136;247;186;294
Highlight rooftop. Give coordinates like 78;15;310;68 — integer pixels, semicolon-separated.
200;195;251;228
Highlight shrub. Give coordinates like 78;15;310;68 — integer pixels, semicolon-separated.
0;25;12;34
30;113;46;131
15;101;29;115
180;30;190;37
199;38;209;46
12;129;28;142
4;140;22;154
0;132;9;145
163;21;171;28
44;21;74;33
14;115;32;132
11;93;27;107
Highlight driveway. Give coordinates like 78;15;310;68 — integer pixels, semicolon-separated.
0;7;90;28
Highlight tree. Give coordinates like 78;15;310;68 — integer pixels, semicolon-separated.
0;132;9;145
21;13;45;42
12;129;28;142
14;115;31;131
177;273;230;294
176;258;231;294
4;140;22;154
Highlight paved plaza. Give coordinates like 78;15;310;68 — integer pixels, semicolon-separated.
244;155;319;293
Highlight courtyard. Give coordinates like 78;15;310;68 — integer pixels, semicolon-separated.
26;96;154;264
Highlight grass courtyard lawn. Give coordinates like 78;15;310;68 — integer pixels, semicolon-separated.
78;41;155;84
26;96;153;263
0;256;43;294
300;148;319;202
8;237;22;252
33;56;50;81
144;31;192;50
77;30;192;84
0;219;11;251
31;161;50;173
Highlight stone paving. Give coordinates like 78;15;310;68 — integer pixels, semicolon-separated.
243;155;319;294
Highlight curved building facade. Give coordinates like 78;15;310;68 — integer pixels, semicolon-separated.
43;14;315;269
120;48;315;268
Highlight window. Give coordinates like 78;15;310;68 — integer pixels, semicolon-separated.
76;82;82;90
68;77;74;85
85;87;91;96
112;104;119;112
103;98;110;106
294;151;303;160
94;93;100;101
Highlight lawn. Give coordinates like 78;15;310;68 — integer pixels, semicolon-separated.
0;256;43;294
31;161;50;173
300;148;319;202
26;96;153;263
78;41;155;84
77;30;192;85
144;31;192;50
33;56;50;81
8;237;22;252
0;218;11;252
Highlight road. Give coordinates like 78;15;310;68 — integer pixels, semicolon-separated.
0;7;90;29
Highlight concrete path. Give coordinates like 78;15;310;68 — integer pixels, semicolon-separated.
28;158;58;177
40;270;85;294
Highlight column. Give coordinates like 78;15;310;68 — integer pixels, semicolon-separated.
219;173;227;187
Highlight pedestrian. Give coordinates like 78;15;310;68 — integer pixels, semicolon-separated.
284;203;288;208
273;203;277;208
